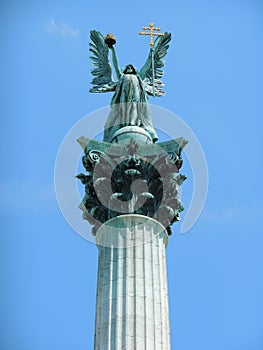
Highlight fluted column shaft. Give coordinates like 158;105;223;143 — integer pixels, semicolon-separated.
94;214;170;350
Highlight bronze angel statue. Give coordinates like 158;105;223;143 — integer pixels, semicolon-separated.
89;30;171;143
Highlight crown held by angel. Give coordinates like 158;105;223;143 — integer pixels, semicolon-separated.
89;30;171;143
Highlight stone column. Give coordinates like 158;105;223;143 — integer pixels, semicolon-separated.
77;135;187;349
94;214;170;350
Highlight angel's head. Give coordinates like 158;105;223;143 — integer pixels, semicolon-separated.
123;64;137;75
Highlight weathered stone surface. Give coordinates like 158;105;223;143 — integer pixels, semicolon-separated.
94;215;170;350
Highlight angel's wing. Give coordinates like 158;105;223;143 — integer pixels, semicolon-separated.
139;32;171;84
89;30;116;93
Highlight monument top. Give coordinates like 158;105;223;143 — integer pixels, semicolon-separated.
76;26;187;237
89;28;171;142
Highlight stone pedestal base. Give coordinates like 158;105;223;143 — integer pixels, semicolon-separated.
94;214;171;350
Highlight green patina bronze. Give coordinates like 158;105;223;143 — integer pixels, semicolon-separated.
77;29;187;235
89;30;171;143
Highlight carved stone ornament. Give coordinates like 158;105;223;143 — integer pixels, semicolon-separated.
77;137;187;235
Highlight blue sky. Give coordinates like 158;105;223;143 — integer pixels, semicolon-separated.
1;0;263;349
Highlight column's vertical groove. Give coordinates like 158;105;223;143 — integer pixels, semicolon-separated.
150;228;157;349
165;238;171;350
127;224;135;349
159;235;167;350
108;245;113;350
145;223;154;349
159;232;170;350
94;215;171;350
119;242;127;349
116;246;125;349
160;235;165;348
156;233;163;347
142;224;147;350
133;225;137;350
100;244;106;350
94;245;101;349
102;243;110;349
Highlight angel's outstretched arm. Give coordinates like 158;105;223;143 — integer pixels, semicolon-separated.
110;46;121;80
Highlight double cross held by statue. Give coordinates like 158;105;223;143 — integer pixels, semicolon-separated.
139;23;165;96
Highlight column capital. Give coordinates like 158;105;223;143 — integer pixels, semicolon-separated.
77;136;187;236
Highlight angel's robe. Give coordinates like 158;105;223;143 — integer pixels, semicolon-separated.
103;73;158;143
